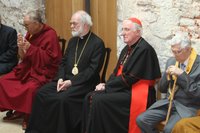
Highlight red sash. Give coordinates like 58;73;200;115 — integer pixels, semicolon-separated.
117;65;155;133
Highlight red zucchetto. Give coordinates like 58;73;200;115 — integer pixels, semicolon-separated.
128;17;142;27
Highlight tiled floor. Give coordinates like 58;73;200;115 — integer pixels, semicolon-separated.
0;112;23;133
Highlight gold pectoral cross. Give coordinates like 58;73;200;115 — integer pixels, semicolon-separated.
72;64;79;75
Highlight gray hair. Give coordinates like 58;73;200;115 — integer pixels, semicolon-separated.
132;23;142;36
0;15;1;24
168;31;191;48
125;18;143;36
25;9;43;23
74;10;93;27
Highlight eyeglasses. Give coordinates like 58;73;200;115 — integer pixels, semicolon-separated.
171;48;184;55
121;28;132;32
70;22;80;27
22;22;34;28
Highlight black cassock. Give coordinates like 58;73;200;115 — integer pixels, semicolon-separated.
82;38;161;133
26;32;105;133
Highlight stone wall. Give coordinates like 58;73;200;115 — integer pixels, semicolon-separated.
117;0;200;71
1;0;200;71
0;0;45;35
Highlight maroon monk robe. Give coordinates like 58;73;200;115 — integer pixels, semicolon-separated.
0;24;62;114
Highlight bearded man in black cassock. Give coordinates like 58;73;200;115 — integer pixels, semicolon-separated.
82;18;161;133
26;10;105;133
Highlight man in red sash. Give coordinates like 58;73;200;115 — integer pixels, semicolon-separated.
82;17;161;133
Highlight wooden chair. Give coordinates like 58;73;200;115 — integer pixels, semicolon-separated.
100;48;111;83
58;37;67;56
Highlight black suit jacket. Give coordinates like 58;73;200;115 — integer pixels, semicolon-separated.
0;24;18;74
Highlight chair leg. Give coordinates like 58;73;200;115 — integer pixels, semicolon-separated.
22;114;29;130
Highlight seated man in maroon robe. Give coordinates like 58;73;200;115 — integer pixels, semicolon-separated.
25;10;105;133
0;9;62;129
82;18;161;133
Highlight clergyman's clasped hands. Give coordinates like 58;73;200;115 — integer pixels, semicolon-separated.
57;79;72;92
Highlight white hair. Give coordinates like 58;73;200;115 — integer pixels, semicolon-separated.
168;31;191;48
74;10;93;27
124;19;143;36
132;23;142;36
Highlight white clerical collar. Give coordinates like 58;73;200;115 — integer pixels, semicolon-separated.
79;32;90;39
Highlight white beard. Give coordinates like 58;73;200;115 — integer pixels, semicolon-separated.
71;25;84;37
71;31;79;37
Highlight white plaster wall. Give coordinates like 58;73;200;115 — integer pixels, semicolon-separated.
1;0;200;71
117;0;200;71
0;0;45;35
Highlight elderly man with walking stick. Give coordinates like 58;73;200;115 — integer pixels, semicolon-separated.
136;31;200;133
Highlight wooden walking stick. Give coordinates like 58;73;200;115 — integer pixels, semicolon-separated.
165;75;177;124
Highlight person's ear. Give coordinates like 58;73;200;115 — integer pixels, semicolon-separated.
135;30;140;36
